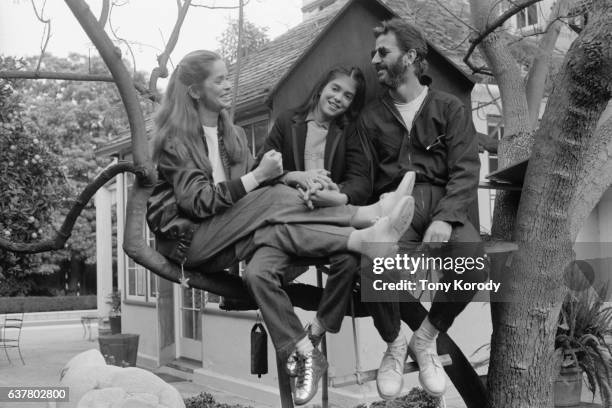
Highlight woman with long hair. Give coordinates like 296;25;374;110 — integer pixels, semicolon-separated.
146;50;415;406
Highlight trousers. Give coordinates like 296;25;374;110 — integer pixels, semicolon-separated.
368;184;486;342
182;184;362;355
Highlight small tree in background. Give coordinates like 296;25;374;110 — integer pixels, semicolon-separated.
217;17;269;63
0;56;70;296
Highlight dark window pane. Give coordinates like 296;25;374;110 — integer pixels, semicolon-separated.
528;5;538;25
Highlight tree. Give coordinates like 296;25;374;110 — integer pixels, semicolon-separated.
0;56;70;295
217;17;269;63
465;0;612;406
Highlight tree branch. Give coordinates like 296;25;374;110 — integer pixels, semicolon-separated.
30;0;51;72
230;0;243;119
64;0;153;184
190;0;250;9
525;0;570;127
465;0;543;75
98;0;110;28
108;1;136;76
0;70;114;82
0;162;134;254
148;0;192;97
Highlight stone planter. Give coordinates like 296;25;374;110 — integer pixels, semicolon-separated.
98;333;139;367
554;366;582;407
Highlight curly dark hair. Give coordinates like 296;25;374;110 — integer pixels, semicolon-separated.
374;18;429;79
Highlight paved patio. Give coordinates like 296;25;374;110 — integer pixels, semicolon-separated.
0;323;268;408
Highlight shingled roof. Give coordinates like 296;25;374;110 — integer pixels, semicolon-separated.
230;0;480;112
98;0;481;157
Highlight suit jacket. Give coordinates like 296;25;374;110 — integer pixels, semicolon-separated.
258;110;372;205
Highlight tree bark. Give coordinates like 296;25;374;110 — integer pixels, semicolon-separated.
486;1;612;406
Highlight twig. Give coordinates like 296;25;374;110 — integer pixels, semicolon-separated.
148;0;192;96
191;0;250;9
433;0;477;31
108;1;137;76
464;0;544;75
30;0;51;72
98;0;110;28
230;0;244;119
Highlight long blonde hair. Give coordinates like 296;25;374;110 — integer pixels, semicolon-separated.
151;50;244;168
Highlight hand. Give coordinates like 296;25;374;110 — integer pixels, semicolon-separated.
253;150;283;183
283;170;332;191
423;220;452;243
308;189;348;208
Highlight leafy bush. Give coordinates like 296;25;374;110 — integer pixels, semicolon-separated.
0;295;96;313
0;56;70;296
556;285;612;405
184;392;252;408
355;388;441;408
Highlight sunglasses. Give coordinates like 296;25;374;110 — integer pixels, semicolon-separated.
371;47;392;59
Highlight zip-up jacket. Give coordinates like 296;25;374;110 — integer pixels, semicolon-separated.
358;88;480;225
258;110;372;205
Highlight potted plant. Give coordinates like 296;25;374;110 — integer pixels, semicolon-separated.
106;290;122;334
555;284;612;407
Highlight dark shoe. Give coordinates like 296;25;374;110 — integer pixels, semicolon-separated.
293;348;328;405
286;324;324;376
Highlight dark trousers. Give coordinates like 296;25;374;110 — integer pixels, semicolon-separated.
184;184;356;266
368;184;486;340
244;225;358;355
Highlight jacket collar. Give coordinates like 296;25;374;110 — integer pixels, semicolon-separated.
290;111;343;171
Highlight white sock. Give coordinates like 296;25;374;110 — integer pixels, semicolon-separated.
414;317;439;346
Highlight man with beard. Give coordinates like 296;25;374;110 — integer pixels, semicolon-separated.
357;18;484;399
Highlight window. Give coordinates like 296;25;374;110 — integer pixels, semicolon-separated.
124;172;158;303
486;115;504;174
486;115;504;218
239;116;270;156
516;4;539;29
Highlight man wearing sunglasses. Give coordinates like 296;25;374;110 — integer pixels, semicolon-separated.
357;18;483;400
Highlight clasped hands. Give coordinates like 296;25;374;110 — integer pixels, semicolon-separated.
283;169;348;209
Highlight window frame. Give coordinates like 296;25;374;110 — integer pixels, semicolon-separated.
123;171;158;304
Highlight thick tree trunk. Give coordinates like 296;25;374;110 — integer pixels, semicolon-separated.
486;1;612;406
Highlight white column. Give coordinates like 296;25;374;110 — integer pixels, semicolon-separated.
95;186;113;317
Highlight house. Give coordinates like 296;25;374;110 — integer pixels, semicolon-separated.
94;0;609;406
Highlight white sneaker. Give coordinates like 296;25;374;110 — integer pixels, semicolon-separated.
408;335;446;397
376;335;408;399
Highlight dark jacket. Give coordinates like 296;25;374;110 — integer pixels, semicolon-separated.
146;124;253;263
259;110;372;205
358;89;480;225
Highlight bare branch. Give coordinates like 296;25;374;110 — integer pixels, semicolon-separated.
0;162;134;254
98;0;110;28
108;1;137;76
64;0;153;183
525;0;570;127
190;0;250;9
148;0;192;97
433;0;477;31
230;0;244;119
0;70;113;82
30;0;51;72
464;0;543;75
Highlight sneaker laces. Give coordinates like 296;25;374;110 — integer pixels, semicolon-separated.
380;343;406;374
295;355;313;388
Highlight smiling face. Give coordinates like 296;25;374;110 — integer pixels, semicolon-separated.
371;32;410;89
315;74;357;122
195;59;232;112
